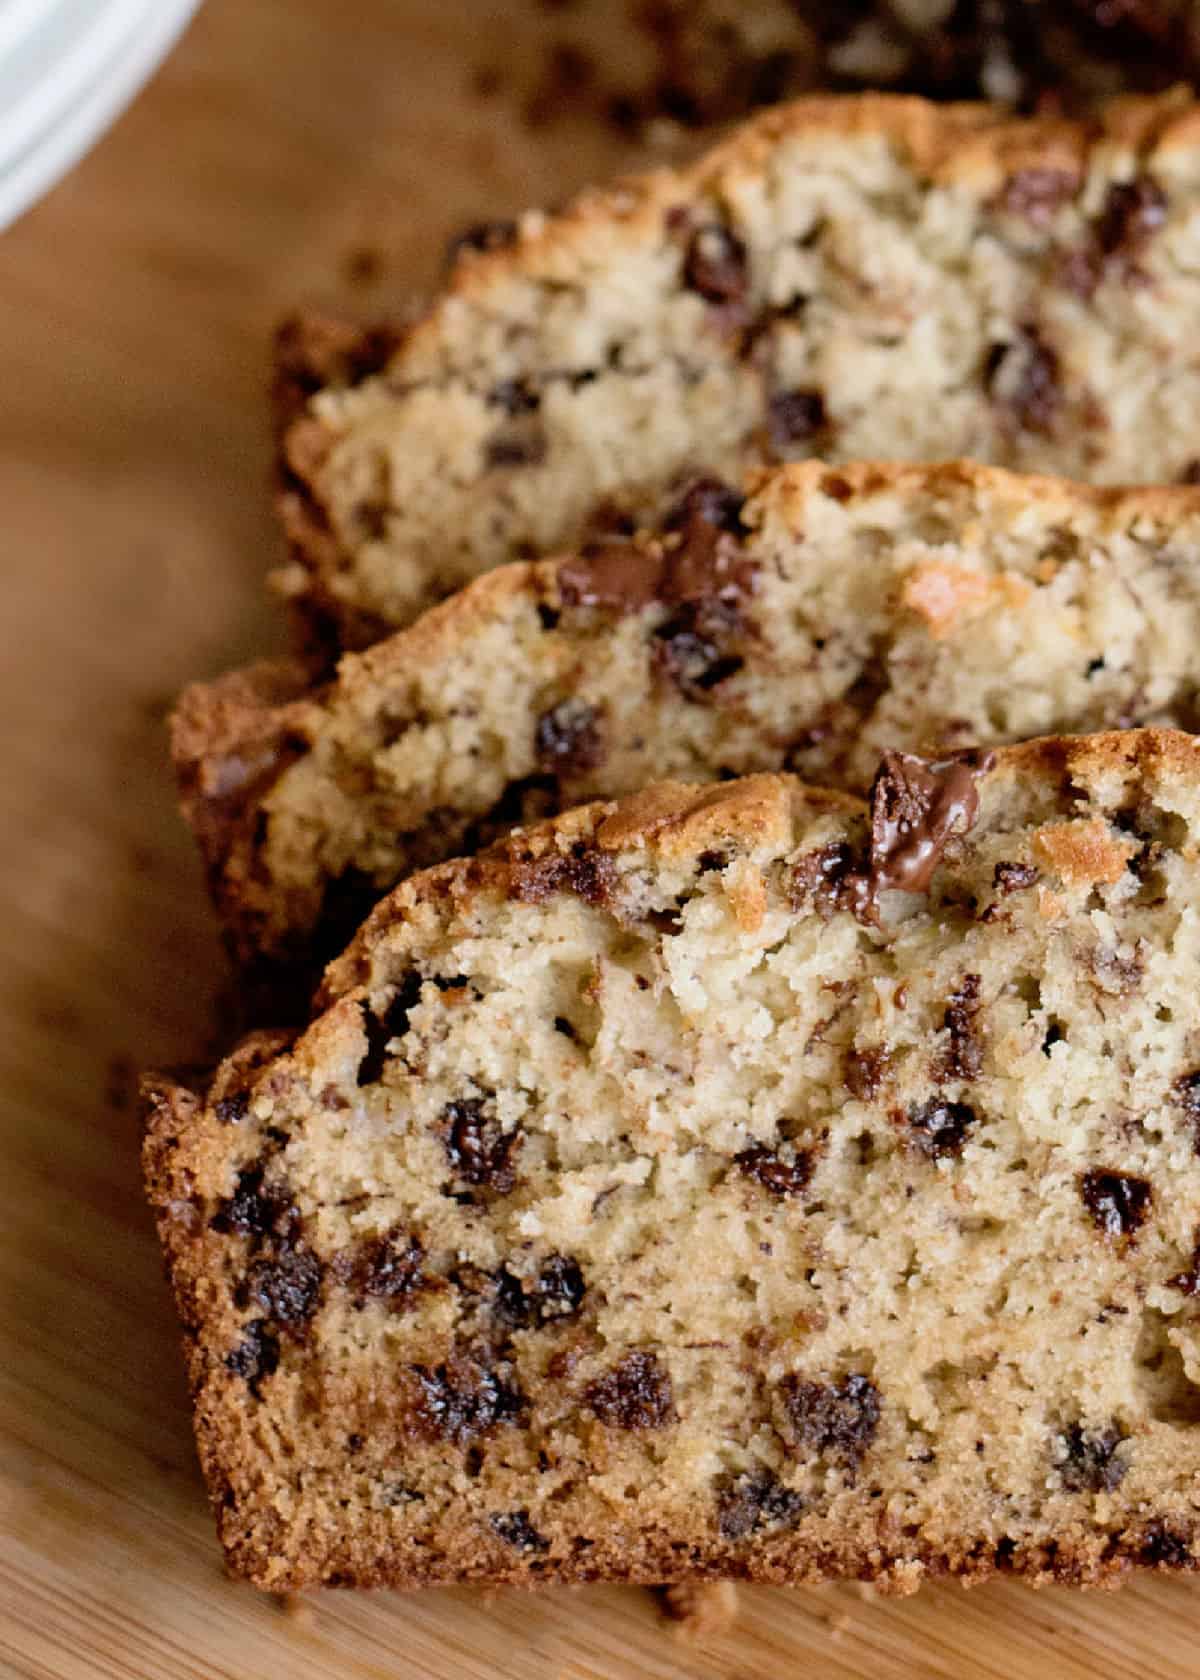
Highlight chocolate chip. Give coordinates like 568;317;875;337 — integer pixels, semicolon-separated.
1140;1522;1195;1568
509;840;619;910
997;166;1081;225
440;1095;521;1194
1057;1422;1128;1493
717;1470;805;1541
244;1244;324;1332
214;1092;250;1126
585;1351;675;1429
412;1352;528;1445
734;1143;814;1197
211;1167;296;1246
357;973;425;1086
906;1098;977;1161
534;699;606;776
1180;460;1200;486
340;1229;425;1309
844;1046;892;1101
485;425;547;469
986;326;1062;435
493;1254;587;1328
653;601;745;698
1080;1170;1152;1240
1169;1230;1200;1296
225;1319;280;1392
491;1510;550;1553
1173;1071;1200;1152
789;842;871;920
682;222;748;306
489;378;540;416
994;861;1040;895
1096;174;1167;259
768;388;827;455
661;477;747;540
780;1373;880;1467
446;219;519;265
941;974;983;1081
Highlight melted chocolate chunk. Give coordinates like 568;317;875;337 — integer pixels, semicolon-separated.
998;166;1081;225
490;1510;550;1553
412;1353;528;1445
717;1470;805;1541
558;539;658;613
340;1229;425;1309
941;974;983;1081
867;750;992;905
489;378;540;416
1057;1423;1128;1493
986;327;1062;435
768;388;827;455
485;424;547;470
1080;1170;1152;1240
844;1045;892;1101
585;1351;675;1429
534;699;606;776
244;1244;324;1332
357;972;425;1086
906;1098;977;1161
493;1255;586;1328
994;860;1040;895
509;840;619;910
682;221;748;306
214;1092;250;1126
780;1373;880;1467
734;1143;814;1198
211;1166;296;1247
225;1319;280;1392
440;1096;521;1194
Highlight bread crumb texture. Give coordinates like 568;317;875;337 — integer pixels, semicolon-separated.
145;730;1200;1592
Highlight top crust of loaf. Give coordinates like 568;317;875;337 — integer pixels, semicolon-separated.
319;728;1197;1002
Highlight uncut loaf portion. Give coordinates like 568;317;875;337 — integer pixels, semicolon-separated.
146;730;1200;1593
277;89;1200;649
178;460;1200;982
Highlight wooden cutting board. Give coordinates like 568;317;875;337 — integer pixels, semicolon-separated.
3;4;1199;1675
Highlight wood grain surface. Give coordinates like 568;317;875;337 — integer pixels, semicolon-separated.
1;4;1198;1675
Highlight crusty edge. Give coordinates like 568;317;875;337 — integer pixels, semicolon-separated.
182;461;1200;976
273;89;1200;643
146;729;1200;1591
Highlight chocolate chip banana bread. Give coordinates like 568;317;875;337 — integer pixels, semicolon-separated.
180;461;1200;981
549;0;1200;131
277;89;1200;649
146;729;1200;1593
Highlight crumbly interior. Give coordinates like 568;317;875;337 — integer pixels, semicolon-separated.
179;463;1200;973
145;732;1200;1593
277;92;1200;644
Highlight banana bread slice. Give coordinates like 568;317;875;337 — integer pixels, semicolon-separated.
276;89;1200;648
146;729;1200;1593
179;461;1200;980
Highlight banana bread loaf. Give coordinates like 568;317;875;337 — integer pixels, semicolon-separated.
276;90;1200;648
146;729;1200;1592
180;461;1200;981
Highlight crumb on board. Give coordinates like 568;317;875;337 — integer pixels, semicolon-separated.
655;1580;739;1638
